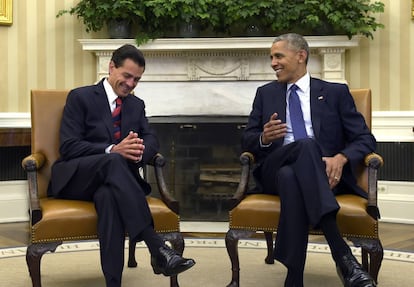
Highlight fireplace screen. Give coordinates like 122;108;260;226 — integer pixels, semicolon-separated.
145;117;247;221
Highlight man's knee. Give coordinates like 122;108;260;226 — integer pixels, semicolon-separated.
277;165;295;182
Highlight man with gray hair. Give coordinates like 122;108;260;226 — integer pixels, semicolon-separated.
242;33;377;287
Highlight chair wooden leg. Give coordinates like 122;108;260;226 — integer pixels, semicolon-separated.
26;242;62;287
127;237;138;268
225;229;255;287
264;232;275;264
349;238;384;283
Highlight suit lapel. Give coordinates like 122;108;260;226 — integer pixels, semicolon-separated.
273;82;287;123
120;95;133;137
92;80;114;140
309;79;326;139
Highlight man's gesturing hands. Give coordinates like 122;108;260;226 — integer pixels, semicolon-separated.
261;113;287;145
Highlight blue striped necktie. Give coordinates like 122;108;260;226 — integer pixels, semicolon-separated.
112;97;122;142
289;84;307;140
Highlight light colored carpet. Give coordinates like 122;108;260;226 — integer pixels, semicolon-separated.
1;239;413;286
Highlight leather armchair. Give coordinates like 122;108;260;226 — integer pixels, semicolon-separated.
225;89;384;287
22;90;184;287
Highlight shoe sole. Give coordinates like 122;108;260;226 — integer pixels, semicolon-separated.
154;260;196;277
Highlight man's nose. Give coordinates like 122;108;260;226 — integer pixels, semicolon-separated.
126;78;136;87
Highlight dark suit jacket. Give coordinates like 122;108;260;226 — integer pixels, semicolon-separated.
242;78;376;198
50;79;159;197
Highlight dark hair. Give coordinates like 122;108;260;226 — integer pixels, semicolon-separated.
111;44;146;70
273;33;310;64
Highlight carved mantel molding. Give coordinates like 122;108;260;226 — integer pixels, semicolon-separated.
78;36;360;117
79;36;360;83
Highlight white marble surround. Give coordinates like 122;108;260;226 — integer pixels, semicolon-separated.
79;36;359;117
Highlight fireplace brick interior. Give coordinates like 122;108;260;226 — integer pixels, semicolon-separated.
145;117;247;221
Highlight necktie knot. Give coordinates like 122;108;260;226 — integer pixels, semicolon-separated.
115;97;122;107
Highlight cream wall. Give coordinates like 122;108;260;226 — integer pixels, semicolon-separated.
0;0;100;113
0;0;413;112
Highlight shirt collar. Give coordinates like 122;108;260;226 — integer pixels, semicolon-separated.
103;78;118;104
287;72;310;93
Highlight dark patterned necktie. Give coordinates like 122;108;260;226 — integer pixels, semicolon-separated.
112;97;122;142
289;84;307;140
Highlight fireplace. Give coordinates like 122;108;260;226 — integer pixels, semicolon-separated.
80;36;361;221
144;116;247;221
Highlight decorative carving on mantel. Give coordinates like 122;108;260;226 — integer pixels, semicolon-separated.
188;56;249;81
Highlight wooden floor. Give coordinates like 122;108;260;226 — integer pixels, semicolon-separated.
0;221;413;252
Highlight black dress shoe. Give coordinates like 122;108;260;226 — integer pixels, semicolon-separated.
336;253;376;287
151;245;195;276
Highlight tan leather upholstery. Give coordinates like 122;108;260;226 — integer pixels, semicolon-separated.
229;194;377;238
225;89;384;287
23;90;182;287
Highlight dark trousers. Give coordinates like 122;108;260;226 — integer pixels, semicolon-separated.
260;138;340;273
54;153;153;287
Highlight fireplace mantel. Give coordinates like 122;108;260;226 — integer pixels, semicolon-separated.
80;36;360;83
79;36;360;117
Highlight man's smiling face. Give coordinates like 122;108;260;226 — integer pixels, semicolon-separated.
108;58;144;97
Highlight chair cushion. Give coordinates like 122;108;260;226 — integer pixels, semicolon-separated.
229;194;280;232
31;198;98;243
147;197;180;233
229;193;378;238
31;197;180;243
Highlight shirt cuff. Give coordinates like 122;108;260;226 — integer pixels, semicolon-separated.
105;144;115;154
259;133;272;148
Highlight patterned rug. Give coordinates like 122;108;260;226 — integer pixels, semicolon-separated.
1;239;413;286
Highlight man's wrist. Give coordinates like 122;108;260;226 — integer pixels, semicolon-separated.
260;133;272;147
337;152;348;165
105;144;115;154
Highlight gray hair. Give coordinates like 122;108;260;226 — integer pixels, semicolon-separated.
273;33;310;64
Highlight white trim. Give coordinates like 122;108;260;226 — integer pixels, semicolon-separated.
372;111;414;142
0;180;29;223
1;112;414;142
0;113;30;128
378;181;414;224
78;36;361;52
0;180;413;225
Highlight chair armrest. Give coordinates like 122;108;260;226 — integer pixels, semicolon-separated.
228;152;255;210
21;152;46;225
148;153;179;214
22;152;46;171
364;152;384;220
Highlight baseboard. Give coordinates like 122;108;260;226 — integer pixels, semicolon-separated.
0;180;29;223
378;180;414;224
0;180;413;224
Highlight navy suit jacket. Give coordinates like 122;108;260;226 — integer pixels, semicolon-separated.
242;78;376;198
50;79;159;197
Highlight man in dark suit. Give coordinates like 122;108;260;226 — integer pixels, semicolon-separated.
48;44;195;287
242;33;377;287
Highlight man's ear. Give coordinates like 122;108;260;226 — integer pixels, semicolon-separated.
298;49;307;64
108;60;115;74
